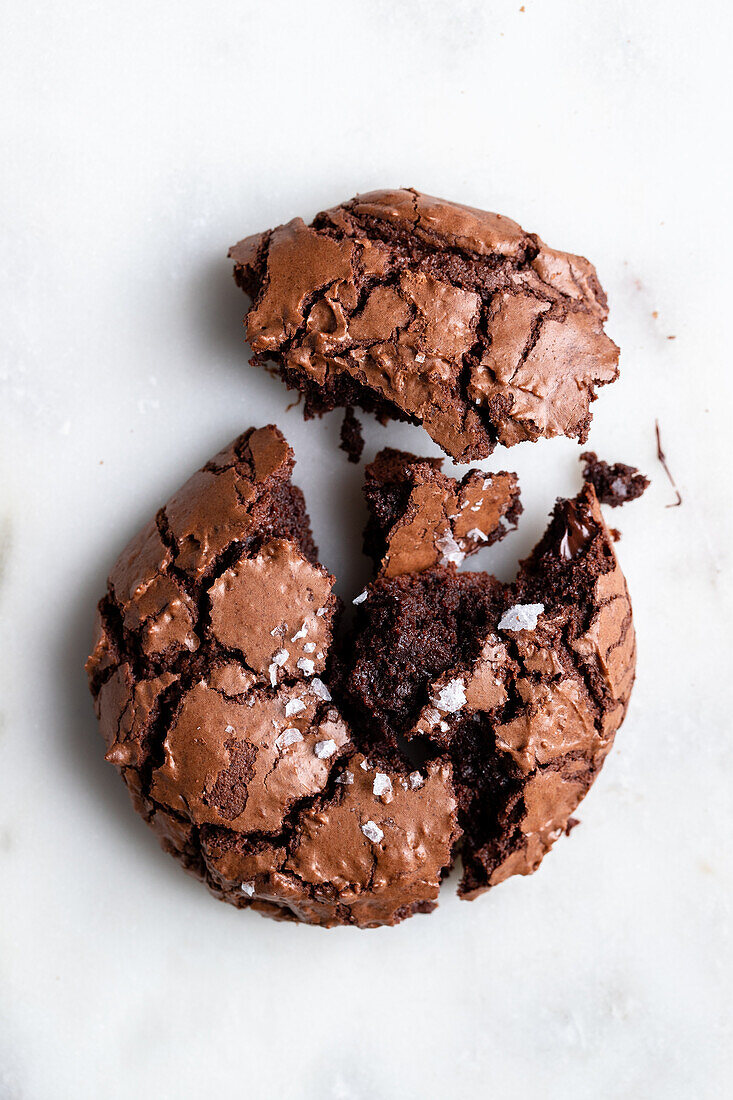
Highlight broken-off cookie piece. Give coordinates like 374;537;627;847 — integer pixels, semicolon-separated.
346;478;635;901
230;189;619;461
362;447;521;577
580;451;650;507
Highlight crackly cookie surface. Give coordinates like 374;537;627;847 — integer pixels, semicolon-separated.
230;189;619;462
87;428;636;928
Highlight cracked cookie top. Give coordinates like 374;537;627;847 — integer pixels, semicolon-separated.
230;189;619;461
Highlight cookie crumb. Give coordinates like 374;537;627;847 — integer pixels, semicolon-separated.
339;407;365;463
580;451;649;507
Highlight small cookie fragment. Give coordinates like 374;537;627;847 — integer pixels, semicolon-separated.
362;447;522;578
339;407;365;463
580;451;649;507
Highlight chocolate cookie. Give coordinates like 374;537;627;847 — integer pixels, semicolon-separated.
229;189;619;462
87;427;635;927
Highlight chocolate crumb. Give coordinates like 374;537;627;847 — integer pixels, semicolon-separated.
654;421;682;507
565;817;580;835
580;452;650;507
339;407;365;463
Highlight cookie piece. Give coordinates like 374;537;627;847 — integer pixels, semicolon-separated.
86;425;461;928
230;189;619;462
344;483;635;899
580;451;650;507
87;429;636;928
362;447;521;577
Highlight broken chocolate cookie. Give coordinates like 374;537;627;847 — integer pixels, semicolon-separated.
230;189;620;462
87;428;636;927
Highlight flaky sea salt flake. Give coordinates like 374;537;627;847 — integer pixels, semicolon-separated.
373;773;392;798
467;527;488;542
436;532;466;567
241;882;255;897
275;727;303;751
361;820;384;844
409;771;424;790
314;739;337;759
297;657;315;676
285;698;306;717
310;677;332;701
352;590;368;605
498;603;545;632
433;678;466;713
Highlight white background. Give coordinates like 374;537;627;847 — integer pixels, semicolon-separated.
2;2;732;1097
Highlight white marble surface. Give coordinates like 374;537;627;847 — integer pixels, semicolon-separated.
2;2;732;1097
